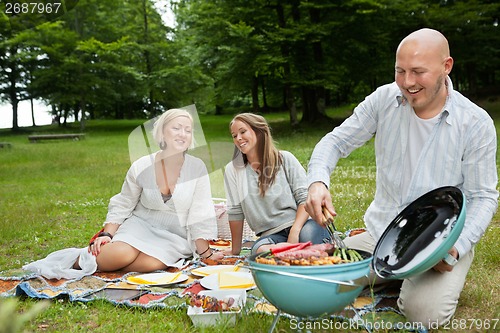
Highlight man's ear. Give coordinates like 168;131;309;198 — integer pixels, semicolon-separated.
444;56;454;75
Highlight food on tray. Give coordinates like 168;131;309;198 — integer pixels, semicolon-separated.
270;241;314;255
273;242;333;259
349;228;366;237
256;242;364;266
186;293;239;312
202;257;240;266
209;239;231;246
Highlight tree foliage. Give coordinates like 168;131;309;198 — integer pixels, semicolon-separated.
174;0;499;123
0;0;499;130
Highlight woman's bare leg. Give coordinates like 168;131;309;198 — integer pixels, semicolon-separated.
96;241;141;271
96;241;167;272
120;252;168;272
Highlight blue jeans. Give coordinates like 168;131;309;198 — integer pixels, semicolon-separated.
251;218;330;255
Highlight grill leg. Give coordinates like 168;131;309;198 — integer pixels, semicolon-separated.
268;309;281;333
349;302;372;333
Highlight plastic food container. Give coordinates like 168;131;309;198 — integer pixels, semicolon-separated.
187;289;246;327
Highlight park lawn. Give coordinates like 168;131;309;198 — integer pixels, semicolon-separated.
0;104;499;332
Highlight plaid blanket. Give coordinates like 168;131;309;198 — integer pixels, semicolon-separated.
1;259;421;332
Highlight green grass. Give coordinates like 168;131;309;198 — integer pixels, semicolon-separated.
0;102;499;332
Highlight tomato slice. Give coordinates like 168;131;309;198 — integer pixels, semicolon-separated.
270;241;312;255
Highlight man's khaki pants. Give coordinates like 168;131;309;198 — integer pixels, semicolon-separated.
343;230;474;329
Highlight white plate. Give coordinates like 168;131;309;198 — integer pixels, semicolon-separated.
126;272;188;286
191;265;249;277
199;272;256;291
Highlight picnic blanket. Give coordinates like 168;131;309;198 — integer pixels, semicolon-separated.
0;237;427;332
0;263;420;332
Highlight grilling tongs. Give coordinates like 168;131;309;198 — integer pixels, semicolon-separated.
322;206;347;249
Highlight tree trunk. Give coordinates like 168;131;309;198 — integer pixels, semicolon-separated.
8;46;20;131
30;97;36;126
466;62;477;98
215;104;223;115
300;6;325;123
79;98;86;131
251;75;259;113
63;105;69;126
9;91;19;131
301;87;319;123
142;0;154;116
286;87;298;126
52;105;61;126
27;70;36;127
73;102;80;123
260;76;268;112
11;100;19;131
214;81;222;115
275;2;297;125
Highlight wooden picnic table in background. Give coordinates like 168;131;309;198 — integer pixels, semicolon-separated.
28;133;86;143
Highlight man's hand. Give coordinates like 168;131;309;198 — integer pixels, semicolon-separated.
433;247;459;273
305;182;336;225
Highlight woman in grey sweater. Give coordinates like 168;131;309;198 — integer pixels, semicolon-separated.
223;113;329;255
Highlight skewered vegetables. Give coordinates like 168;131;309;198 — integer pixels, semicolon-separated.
186;293;239;312
255;242;365;266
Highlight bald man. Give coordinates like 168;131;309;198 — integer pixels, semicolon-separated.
306;28;498;328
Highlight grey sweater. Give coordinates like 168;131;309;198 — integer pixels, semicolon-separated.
224;150;308;236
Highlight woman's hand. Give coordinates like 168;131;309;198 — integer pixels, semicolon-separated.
287;228;300;244
88;235;111;256
89;226;118;256
209;250;225;261
287;204;310;243
199;248;224;260
195;239;225;260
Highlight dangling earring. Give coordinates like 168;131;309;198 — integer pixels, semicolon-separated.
159;141;167;150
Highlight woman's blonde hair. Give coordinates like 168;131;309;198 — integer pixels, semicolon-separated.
152;108;195;149
230;113;282;196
